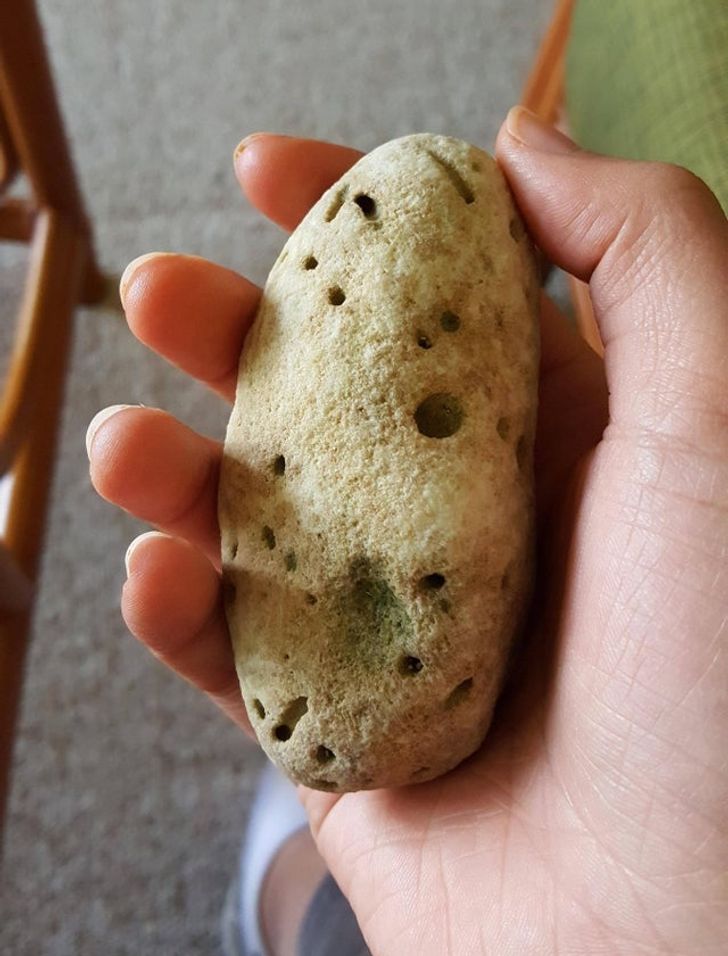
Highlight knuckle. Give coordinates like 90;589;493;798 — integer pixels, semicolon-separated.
641;161;717;219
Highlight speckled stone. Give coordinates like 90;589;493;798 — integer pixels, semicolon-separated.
219;135;539;792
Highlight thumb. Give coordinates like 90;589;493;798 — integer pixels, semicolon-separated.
496;107;728;445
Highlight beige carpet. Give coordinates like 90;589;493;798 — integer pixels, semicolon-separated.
1;1;553;952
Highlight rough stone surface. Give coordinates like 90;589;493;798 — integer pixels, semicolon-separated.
219;134;540;792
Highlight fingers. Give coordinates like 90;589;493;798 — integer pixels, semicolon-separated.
234;134;363;231
122;531;253;735
120;253;260;402
120;138;363;397
496;106;728;445
87;405;221;564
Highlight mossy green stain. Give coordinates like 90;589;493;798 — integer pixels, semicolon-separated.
338;557;414;667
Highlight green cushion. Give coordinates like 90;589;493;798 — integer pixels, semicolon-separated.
566;0;728;213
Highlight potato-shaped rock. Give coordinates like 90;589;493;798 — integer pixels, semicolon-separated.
219;133;539;792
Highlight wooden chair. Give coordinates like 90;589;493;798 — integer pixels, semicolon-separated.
521;0;604;356
0;0;105;845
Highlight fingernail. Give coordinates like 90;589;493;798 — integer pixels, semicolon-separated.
86;404;135;458
505;106;578;155
119;252;169;309
234;132;267;161
233;132;292;165
125;531;168;576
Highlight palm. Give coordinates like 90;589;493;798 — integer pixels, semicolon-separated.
304;407;727;953
89;132;728;955
298;350;602;952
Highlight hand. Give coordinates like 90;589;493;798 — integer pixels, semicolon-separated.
87;108;728;954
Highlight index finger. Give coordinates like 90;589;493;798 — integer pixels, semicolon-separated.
121;136;363;401
234;134;364;231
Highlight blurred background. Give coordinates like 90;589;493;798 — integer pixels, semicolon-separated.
0;0;554;952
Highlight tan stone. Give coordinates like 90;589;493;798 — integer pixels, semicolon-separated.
219;134;539;791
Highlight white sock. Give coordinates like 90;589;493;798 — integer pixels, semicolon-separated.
238;762;309;956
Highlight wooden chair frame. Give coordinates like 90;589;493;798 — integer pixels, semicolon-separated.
0;0;104;845
521;0;603;355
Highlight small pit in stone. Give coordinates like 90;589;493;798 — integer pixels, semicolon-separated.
262;525;276;550
420;572;446;591
353;193;377;219
440;310;460;332
325;186;347;222
285;551;297;572
516;435;528;470
417;333;433;349
252;699;265;719
305;593;318;606
229;541;238;560
303;255;318;270
426;149;475;204
315;745;335;764
414;393;463;438
328;286;346;306
312;779;337;791
274;697;308;741
445;677;474;709
496;417;510;440
399;655;423;675
509;216;526;241
273;455;286;476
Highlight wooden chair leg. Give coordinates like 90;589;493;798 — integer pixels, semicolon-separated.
0;106;18;191
0;543;32;614
0;210;85;846
521;0;575;124
521;0;604;355
0;0;105;305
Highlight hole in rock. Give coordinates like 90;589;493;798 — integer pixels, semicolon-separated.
399;655;423;675
445;677;474;709
414;393;463;438
420;573;445;590
274;696;308;740
325;186;347;221
353;193;377;218
496;417;510;440
509;217;525;241
440;310;460;332
516;435;528;470
316;745;335;764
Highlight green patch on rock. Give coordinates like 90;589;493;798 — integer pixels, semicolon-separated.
337;557;414;667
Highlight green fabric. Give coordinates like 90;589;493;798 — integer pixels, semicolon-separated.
566;0;728;213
